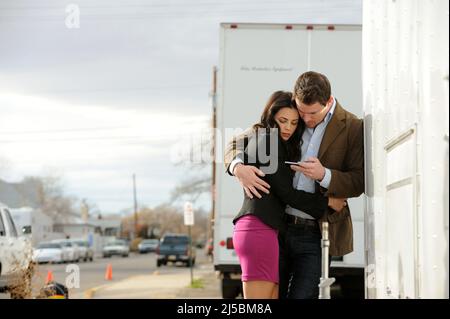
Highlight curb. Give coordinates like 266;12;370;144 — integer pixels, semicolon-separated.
84;284;108;299
83;274;150;299
83;265;215;299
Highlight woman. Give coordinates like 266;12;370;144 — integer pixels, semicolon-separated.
232;91;345;299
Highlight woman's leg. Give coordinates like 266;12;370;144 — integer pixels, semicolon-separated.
243;281;277;299
271;284;279;299
234;216;280;299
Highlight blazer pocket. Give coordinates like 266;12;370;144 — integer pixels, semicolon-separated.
327;207;350;223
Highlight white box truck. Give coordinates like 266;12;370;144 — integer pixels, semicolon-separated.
213;22;364;298
363;0;449;299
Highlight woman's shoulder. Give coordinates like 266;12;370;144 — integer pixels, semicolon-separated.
245;128;287;164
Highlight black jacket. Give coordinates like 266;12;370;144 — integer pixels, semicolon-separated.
233;129;328;232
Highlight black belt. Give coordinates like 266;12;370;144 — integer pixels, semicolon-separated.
285;215;318;227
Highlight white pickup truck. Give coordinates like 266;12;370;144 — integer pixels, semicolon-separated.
0;202;33;298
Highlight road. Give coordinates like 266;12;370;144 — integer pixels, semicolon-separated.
1;249;208;299
1;252;158;299
36;252;160;298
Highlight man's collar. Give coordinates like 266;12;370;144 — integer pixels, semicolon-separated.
326;96;337;122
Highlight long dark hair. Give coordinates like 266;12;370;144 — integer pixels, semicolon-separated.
252;91;304;161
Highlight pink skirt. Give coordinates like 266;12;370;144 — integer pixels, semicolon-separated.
233;215;279;284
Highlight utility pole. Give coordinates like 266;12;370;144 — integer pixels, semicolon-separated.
133;173;138;239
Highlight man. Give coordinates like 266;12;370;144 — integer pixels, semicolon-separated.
224;71;364;299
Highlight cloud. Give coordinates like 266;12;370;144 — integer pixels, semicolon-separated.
0;0;361;213
0;92;210;211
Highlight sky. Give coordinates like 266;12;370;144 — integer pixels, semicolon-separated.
0;0;362;215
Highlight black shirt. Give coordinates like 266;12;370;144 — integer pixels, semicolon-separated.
233;129;328;232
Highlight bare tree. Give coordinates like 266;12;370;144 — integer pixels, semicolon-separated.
24;175;79;223
170;176;211;204
170;125;212;205
121;204;208;242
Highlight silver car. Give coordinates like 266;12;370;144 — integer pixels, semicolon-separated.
102;239;129;258
71;239;94;262
52;239;80;263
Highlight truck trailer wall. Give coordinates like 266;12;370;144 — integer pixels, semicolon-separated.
363;0;449;299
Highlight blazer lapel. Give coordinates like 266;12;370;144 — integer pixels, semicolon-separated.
318;102;346;160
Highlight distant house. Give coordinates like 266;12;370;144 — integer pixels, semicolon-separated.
88;215;122;237
53;216;123;255
53;221;97;239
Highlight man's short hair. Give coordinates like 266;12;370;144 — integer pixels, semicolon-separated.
293;71;331;106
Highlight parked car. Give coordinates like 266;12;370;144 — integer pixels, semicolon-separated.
1;203;33;298
138;239;159;254
103;239;129;258
71;239;94;262
32;242;65;264
156;234;195;267
52;239;80;263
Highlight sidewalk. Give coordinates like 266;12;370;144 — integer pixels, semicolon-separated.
88;262;222;299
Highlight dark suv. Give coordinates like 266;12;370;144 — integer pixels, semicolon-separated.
156;234;196;267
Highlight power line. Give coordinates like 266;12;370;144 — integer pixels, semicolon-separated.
0;1;309;10
13;84;209;95
0;130;211;143
0;1;360;21
0;7;330;20
0;135;182;143
0;126;129;135
0;8;318;16
0;118;210;136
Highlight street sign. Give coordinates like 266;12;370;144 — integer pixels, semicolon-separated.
184;202;195;285
184;202;194;226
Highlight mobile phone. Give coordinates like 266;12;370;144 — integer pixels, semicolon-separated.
285;161;314;165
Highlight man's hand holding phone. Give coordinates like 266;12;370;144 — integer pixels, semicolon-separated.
289;157;326;181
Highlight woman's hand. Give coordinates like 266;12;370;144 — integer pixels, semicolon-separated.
328;197;347;212
234;163;270;199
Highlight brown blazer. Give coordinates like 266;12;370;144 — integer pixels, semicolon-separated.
224;100;364;256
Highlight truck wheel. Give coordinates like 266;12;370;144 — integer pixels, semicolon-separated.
339;276;364;299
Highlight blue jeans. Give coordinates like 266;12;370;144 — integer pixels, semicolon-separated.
279;222;322;299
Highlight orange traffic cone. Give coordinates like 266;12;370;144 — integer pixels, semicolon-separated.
105;264;113;281
45;270;54;284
